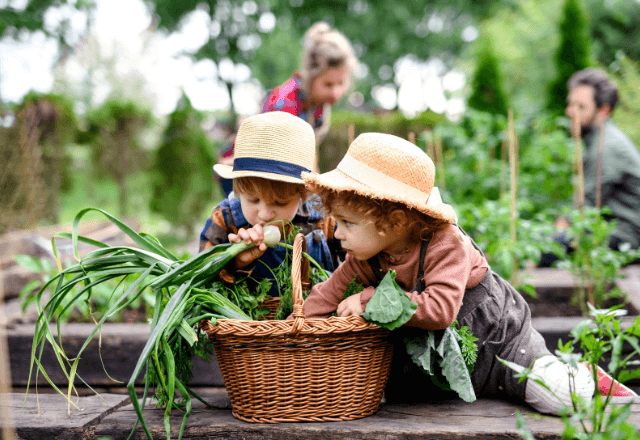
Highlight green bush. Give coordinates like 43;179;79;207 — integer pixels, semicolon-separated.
429;109;574;218
83;100;154;217
610;54;640;150
422;109;575;283
318;110;445;172
547;0;592;115
0;93;76;231
456;198;561;289
468;35;509;116
150;95;217;237
557;207;640;315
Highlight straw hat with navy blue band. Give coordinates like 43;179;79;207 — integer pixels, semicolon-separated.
213;111;316;184
302;132;457;224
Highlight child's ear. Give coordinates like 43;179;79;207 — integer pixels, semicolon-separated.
387;210;408;233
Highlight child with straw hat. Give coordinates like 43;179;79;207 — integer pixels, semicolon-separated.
301;132;611;414
199;111;342;296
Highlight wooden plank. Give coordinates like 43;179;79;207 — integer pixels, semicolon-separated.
0;264;40;301
94;394;640;440
1;392;129;439
7;323;224;388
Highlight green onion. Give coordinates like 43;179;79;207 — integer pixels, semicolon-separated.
27;211;282;440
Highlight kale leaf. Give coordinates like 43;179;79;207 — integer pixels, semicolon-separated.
405;323;478;403
361;270;417;330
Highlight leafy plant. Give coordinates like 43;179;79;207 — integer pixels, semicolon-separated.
210;278;271;321
456;199;563;294
556;207;640;315
16;254;155;323
405;324;477;403
329;276;365;317
342;276;364;301
361;271;477;402
501;304;640;438
361;270;417;331
28;208;282;440
430;109;574;218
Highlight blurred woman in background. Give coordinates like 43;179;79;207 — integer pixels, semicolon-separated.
218;22;357;195
262;21;357;170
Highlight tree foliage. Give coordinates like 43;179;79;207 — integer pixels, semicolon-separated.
467;35;509;116
143;0;499;112
587;0;640;69
547;0;591;115
150;94;216;236
0;0;93;51
610;53;640;149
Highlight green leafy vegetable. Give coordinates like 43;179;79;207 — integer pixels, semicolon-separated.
454;321;479;371
405;323;478;403
437;327;476;402
361;269;478;402
28;211;335;440
342;276;364;301
330;276;364;317
361;270;417;330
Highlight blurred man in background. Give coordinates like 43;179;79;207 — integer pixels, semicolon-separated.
539;68;640;267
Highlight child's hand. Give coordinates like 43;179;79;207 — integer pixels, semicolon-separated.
336;293;363;317
229;225;268;269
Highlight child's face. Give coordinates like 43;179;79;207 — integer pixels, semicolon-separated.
332;204;407;261
238;191;300;228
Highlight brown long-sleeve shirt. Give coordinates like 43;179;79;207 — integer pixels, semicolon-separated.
302;224;489;330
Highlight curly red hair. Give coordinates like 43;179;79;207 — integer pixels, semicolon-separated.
311;187;448;240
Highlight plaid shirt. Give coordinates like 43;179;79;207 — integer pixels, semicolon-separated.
262;75;326;132
222;74;331;159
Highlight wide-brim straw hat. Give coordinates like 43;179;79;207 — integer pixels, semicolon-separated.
214;111;315;184
303;133;457;223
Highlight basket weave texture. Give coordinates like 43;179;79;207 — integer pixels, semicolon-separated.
201;233;393;423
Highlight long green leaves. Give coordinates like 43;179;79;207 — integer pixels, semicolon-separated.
29;209;259;440
71;208;178;262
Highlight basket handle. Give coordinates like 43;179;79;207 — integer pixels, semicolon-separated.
290;233;307;334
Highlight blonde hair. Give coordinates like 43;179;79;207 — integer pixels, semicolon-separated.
234;176;307;203
299;22;357;95
311;187;448;241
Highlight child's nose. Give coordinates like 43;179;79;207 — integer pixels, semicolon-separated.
259;204;275;221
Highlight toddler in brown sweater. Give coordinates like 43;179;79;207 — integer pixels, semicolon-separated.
300;132;617;415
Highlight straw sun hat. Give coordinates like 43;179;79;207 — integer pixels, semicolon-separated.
303;133;457;223
213;111;315;184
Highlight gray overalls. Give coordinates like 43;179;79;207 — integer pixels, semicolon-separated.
368;226;550;403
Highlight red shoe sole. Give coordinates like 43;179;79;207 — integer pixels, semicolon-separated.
588;365;637;397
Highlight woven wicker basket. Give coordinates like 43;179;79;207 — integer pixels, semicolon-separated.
200;233;393;423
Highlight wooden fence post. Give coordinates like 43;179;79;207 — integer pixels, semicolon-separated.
348;124;355;145
572;114;585;209
434;129;446;191
595;120;605;209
